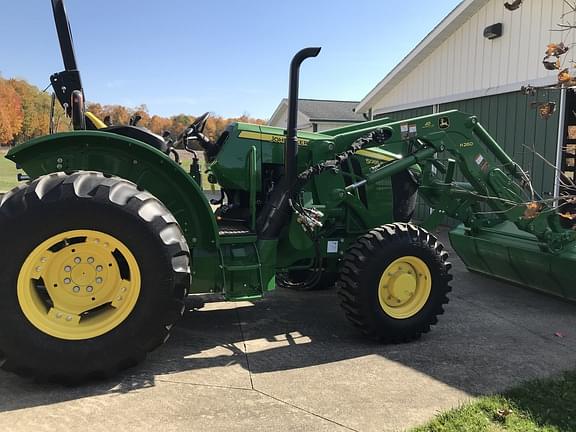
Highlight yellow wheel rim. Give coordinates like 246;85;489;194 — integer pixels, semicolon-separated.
17;230;141;340
378;256;431;319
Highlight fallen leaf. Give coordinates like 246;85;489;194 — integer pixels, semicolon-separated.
523;202;541;219
538;102;556;119
559;68;572;83
546;42;569;57
495;407;513;422
504;0;522;11
543;56;561;70
521;85;537;96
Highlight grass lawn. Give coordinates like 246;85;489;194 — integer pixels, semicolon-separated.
411;370;576;432
0;151;18;193
180;157;220;192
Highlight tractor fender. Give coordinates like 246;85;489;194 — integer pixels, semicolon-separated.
7;131;220;265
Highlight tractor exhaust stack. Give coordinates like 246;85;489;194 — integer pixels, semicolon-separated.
256;48;321;240
257;47;321;240
285;47;321;189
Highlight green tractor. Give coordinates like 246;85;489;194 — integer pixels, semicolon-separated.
1;0;575;382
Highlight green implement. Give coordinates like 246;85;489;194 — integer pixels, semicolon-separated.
450;222;576;300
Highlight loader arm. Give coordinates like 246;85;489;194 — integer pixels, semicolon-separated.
343;110;576;253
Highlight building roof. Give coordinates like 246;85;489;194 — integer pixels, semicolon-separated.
268;98;364;127
297;99;363;121
356;0;490;113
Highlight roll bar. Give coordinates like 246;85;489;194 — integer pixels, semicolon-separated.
49;0;84;122
51;0;78;71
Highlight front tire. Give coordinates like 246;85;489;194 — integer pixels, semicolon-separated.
337;223;451;342
0;172;190;381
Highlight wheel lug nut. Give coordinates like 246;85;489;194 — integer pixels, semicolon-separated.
74;257;81;264
73;286;80;293
96;265;103;272
66;316;72;321
96;277;103;284
56;312;62;318
86;286;94;293
41;257;47;263
87;257;94;264
64;278;71;284
64;266;72;272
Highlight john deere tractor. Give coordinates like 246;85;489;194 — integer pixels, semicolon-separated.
1;0;575;382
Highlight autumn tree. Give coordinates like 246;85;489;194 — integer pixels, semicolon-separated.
0;78;24;145
1;76;268;145
204;115;227;141
148;115;172;135
107;105;132;126
8;79;53;141
169;114;195;138
507;0;576;221
86;102;105;120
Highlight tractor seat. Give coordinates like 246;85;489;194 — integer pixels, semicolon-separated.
102;125;169;154
84;112;169;154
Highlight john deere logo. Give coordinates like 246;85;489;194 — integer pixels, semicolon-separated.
439;117;450;129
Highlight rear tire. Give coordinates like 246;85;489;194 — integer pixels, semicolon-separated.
337;223;451;342
0;172;190;382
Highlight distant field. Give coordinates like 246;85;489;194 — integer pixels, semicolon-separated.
0;150;18;193
178;151;220;192
0;149;218;193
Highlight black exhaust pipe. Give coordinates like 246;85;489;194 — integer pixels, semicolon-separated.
285;47;321;191
257;47;321;239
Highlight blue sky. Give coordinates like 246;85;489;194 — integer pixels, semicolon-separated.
2;1;461;119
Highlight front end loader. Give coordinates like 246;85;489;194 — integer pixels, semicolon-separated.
0;0;571;382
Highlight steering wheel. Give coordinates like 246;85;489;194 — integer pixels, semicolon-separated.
190;112;210;135
177;112;217;156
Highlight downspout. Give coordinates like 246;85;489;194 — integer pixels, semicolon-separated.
554;87;567;203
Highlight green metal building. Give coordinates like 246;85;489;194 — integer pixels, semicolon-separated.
355;0;576;220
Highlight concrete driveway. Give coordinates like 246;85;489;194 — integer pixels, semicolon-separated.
1;230;575;432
